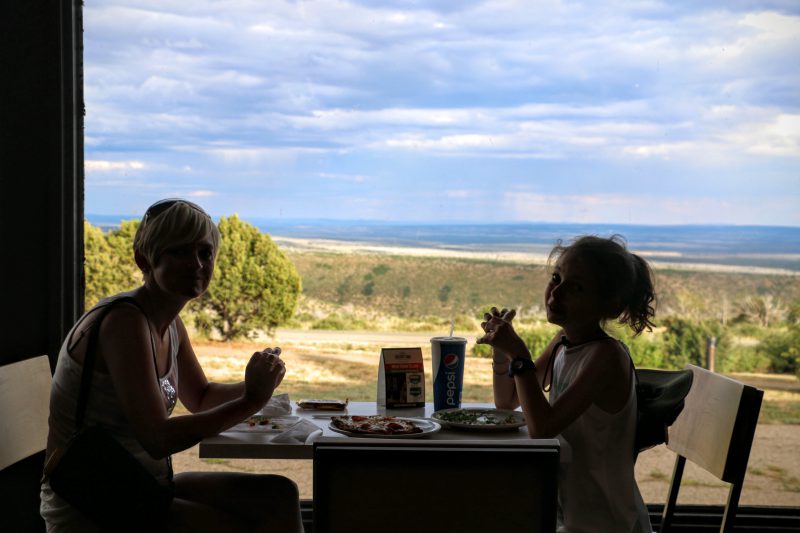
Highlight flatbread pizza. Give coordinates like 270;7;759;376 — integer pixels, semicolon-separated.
330;415;422;435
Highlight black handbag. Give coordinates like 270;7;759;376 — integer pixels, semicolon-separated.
43;296;174;530
633;366;694;455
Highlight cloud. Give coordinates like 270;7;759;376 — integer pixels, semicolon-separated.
446;189;476;198
85;160;146;171
81;1;800;224
318;172;368;182
186;190;216;198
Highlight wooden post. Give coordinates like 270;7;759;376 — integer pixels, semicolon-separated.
706;336;717;372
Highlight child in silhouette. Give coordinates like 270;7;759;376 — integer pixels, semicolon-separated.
479;235;655;533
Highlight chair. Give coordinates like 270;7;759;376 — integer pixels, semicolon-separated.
660;365;763;533
313;437;560;533
0;356;52;532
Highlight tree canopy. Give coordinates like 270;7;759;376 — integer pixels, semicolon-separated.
83;221;139;308
195;215;301;340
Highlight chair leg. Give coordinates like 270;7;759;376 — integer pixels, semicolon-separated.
660;455;686;533
720;481;743;533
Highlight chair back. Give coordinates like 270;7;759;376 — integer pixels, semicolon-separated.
661;364;763;533
313;438;560;533
0;355;52;470
667;364;762;484
0;355;52;532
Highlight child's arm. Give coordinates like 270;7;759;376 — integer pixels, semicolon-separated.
480;309;560;410
515;341;627;438
492;343;519;409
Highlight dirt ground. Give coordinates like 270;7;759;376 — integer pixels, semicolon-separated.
173;423;800;506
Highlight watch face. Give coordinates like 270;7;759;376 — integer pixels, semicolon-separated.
509;357;534;376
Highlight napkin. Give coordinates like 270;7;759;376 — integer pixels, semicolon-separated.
271;419;323;444
259;393;292;416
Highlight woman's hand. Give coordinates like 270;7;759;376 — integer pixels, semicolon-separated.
244;347;286;406
477;307;530;360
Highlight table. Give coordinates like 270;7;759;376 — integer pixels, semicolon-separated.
199;402;550;460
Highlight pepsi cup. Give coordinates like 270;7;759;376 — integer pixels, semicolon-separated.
431;336;467;411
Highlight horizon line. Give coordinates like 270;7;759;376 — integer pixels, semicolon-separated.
84;214;800;230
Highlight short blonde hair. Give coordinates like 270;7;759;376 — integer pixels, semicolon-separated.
133;199;221;266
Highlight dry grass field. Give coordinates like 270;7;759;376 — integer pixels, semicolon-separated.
171;334;800;506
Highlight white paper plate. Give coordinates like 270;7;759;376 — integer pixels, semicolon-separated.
432;408;526;432
328;416;441;439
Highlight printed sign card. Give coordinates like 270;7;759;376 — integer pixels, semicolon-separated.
377;347;425;408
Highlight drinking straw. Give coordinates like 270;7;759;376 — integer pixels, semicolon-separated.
449;318;455;338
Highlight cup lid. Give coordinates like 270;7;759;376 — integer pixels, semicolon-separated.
430;336;468;343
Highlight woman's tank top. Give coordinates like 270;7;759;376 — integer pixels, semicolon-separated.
40;295;179;531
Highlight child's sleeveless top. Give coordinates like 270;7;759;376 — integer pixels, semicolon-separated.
40;295;179;531
550;339;651;533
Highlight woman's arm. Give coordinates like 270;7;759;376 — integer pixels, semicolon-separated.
172;317;250;412
100;306;283;459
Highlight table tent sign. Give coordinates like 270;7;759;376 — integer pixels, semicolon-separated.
377;347;425;408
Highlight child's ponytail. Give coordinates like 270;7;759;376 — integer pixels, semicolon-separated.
618;253;656;335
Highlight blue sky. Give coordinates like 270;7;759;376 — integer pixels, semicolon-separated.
84;0;800;225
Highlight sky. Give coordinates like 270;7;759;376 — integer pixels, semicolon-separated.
84;0;800;226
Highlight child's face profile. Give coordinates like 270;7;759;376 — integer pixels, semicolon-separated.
544;251;606;329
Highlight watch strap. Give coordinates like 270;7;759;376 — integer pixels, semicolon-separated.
508;356;536;378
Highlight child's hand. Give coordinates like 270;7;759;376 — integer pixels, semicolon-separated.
477;307;530;359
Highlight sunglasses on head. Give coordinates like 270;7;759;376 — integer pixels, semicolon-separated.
143;198;208;223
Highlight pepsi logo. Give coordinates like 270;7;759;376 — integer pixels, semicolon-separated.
444;354;459;369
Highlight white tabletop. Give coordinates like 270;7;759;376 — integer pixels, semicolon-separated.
199;402;545;460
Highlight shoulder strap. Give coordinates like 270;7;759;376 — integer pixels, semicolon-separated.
74;296;157;430
542;335;568;392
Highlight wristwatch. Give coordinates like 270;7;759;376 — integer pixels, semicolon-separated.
508;357;536;378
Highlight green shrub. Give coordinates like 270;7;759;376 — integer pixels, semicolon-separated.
472;343;492;358
718;344;771;373
198;215;301;340
453;313;475;331
312;316;348;330
757;325;800;374
519;326;560;358
362;281;374;296
439;284;452;303
311;315;367;330
627;336;666;369
729;322;766;337
605;325;667;369
659;317;729;369
372;264;390;276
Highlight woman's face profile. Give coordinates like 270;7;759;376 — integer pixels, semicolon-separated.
151;235;216;299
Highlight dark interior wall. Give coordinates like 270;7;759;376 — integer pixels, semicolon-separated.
0;0;83;369
1;1;82;530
